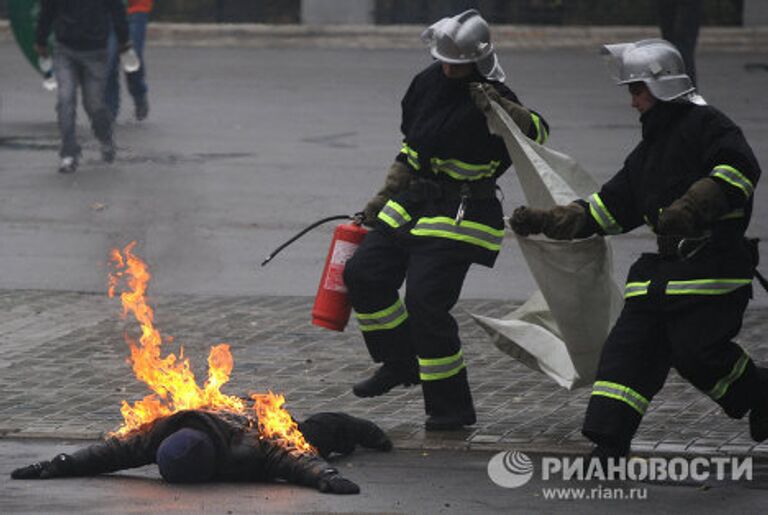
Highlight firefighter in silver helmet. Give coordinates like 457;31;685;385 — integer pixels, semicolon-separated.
510;39;766;459
343;10;549;431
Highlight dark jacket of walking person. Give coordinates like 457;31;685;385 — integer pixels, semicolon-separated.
343;9;549;431
35;0;131;174
510;39;766;459
10;410;391;494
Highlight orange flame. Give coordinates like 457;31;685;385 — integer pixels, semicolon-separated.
108;242;314;454
252;392;315;454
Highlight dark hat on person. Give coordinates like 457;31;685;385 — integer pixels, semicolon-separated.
156;428;216;483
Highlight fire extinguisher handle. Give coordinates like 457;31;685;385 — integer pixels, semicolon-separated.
260;214;354;267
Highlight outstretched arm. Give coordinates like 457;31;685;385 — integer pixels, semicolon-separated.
10;433;153;479
262;441;360;494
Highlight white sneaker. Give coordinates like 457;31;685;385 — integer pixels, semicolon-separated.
58;156;77;174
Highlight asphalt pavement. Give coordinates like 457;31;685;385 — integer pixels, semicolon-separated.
3;441;768;514
1;39;768;513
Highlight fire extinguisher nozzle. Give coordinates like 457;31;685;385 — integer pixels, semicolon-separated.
257;215;353;268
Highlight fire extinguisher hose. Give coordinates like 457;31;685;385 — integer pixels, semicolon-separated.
260;214;360;267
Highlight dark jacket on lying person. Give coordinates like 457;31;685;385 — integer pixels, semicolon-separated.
10;410;391;494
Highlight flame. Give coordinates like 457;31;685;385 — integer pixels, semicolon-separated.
108;242;314;454
252;392;315;454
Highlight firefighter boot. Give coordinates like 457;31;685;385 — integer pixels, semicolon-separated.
352;360;420;398
581;444;629;479
749;368;768;442
423;372;477;431
424;412;476;431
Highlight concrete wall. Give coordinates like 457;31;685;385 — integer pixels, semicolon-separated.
743;0;768;26
302;0;374;24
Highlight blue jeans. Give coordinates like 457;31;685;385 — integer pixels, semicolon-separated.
106;12;149;118
53;44;114;158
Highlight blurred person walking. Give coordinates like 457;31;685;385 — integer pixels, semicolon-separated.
106;0;152;121
658;0;702;85
35;0;131;174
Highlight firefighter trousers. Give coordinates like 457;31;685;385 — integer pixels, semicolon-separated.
582;287;761;453
343;229;476;420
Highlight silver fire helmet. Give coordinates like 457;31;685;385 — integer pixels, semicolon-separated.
421;9;506;82
601;39;695;101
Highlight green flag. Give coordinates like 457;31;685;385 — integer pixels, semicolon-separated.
9;0;43;75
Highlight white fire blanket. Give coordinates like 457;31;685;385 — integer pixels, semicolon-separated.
471;102;624;390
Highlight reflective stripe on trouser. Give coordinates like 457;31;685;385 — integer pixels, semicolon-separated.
355;298;408;332
587;193;622;235
707;352;750;401
344;225;477;418
418;350;466;381
583;287;757;451
343;230;413;363
710;164;754;199
411;217;504;252
591;381;650;415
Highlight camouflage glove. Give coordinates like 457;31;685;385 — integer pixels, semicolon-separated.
509;203;586;240
469;82;533;134
657;178;729;237
316;468;360;495
11;454;75;480
362;161;412;226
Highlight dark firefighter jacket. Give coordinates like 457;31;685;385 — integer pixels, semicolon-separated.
575;101;761;299
61;410;333;486
377;62;549;267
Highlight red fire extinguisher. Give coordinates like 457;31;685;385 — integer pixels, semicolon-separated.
311;222;368;331
260;214;367;332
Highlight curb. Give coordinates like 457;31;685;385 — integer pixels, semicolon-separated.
1;20;767;51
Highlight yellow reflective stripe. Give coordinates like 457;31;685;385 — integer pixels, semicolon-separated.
711;165;754;198
587;193;623;235
355;299;408;332
377;200;412;228
665;278;752;295
400;142;421;170
707;353;750;400
411;217;504;251
531;112;548;144
719;209;745;221
624;281;650;298
419;350;464;367
592;381;649;415
429;157;500;181
378;212;398;228
419;350;466;381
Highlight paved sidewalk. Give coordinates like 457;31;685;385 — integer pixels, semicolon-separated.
1;289;767;458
